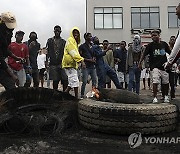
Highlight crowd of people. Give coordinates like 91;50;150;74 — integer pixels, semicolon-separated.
0;3;180;103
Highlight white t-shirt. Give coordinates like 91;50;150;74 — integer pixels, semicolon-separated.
37;54;46;69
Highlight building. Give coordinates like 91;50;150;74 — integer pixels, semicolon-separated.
87;0;180;45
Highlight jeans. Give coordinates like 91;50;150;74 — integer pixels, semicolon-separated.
169;72;175;98
81;68;97;97
96;64;122;90
128;64;141;94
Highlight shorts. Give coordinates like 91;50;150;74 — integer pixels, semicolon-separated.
12;68;26;87
39;68;46;78
117;72;129;83
141;68;150;79
49;65;67;81
65;68;79;88
152;68;169;84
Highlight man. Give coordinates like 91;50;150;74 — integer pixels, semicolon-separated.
62;27;85;98
0;12;24;89
167;36;177;100
46;25;68;90
114;41;128;89
8;30;30;87
79;32;97;99
139;30;171;103
92;36;122;90
141;54;151;90
126;35;143;95
24;32;40;87
103;40;114;88
164;3;180;69
37;48;46;87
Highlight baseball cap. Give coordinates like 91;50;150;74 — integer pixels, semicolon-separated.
0;12;17;29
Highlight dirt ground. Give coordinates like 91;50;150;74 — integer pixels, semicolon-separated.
0;84;180;154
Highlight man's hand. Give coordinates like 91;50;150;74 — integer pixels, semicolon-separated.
90;58;96;63
81;61;86;68
29;41;36;48
19;58;26;64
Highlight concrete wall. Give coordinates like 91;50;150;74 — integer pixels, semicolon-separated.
87;0;179;44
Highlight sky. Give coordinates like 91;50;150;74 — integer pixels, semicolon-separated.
1;0;86;47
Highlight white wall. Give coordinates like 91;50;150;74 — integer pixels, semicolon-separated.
87;0;179;44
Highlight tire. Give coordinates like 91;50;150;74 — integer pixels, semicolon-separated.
78;99;178;135
0;87;78;134
99;88;140;104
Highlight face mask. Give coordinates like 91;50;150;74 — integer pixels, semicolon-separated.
116;47;120;50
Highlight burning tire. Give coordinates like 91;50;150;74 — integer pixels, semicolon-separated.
99;88;140;104
78;99;178;135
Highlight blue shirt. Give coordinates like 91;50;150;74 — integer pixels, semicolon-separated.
92;45;106;69
79;43;95;69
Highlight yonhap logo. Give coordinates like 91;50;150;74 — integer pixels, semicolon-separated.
128;132;142;148
128;133;180;148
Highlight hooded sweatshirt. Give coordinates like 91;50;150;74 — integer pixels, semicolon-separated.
62;27;84;69
126;35;143;70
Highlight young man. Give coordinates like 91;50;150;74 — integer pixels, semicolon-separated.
37;48;46;87
46;25;68;90
79;32;97;99
141;57;151;90
126;35;143;95
165;3;180;69
167;36;177;99
114;41;128;89
8;31;30;87
139;30;171;103
103;40;114;88
0;12;24;89
24;32;40;87
92;36;122;90
62;27;85;98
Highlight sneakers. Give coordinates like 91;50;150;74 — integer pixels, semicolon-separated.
164;96;170;103
80;95;84;100
152;97;158;103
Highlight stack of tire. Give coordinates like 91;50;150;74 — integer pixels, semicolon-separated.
78;89;178;134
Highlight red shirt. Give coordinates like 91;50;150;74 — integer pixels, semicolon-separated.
8;42;29;71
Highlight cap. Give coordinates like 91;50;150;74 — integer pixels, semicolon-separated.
0;12;17;29
15;30;25;36
134;34;141;40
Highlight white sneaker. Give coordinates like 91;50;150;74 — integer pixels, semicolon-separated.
164;96;170;103
152;97;158;103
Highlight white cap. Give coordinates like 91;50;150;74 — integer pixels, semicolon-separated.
0;12;17;29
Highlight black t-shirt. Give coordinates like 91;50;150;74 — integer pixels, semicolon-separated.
25;40;41;69
144;41;171;70
79;43;95;69
46;37;66;66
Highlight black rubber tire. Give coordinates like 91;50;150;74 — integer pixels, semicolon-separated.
0;87;78;134
0;87;77;111
99;88;141;104
78;99;178;135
